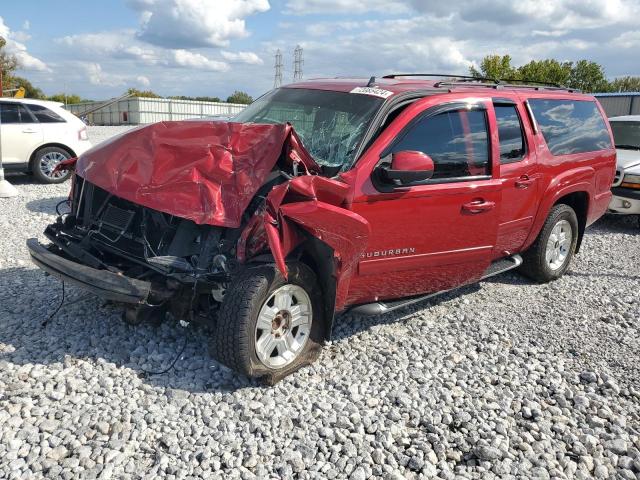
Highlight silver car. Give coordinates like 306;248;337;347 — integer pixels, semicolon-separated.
608;115;640;216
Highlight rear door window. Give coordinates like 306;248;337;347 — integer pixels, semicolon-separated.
27;104;66;123
528;99;612;155
392;108;490;180
0;103;32;124
495;105;525;163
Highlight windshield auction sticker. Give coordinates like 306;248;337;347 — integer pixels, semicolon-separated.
350;86;394;99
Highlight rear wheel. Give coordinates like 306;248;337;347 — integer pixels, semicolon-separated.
31;146;72;183
520;204;578;283
211;262;325;383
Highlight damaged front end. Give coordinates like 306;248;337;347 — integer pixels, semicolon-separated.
29;175;240;320
28;119;369;325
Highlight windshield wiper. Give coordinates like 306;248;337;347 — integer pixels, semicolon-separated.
615;144;640;150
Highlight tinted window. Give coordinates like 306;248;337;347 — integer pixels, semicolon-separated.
27;104;66;123
528;99;612;155
1;103;24;123
495;105;525;163
392;108;489;179
609;121;640;149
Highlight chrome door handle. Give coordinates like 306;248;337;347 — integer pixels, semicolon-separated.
462;199;495;214
22;128;38;133
515;175;534;189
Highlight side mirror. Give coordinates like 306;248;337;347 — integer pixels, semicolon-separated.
379;150;435;184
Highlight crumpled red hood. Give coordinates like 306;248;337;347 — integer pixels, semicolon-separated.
75;121;319;228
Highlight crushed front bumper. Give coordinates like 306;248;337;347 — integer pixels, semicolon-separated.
27;238;151;304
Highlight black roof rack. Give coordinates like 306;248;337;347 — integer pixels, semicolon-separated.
382;73;578;92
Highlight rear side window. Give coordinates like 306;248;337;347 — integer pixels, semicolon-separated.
27;104;66;123
495;105;525;163
0;103;32;123
528;99;612;155
392;108;489;179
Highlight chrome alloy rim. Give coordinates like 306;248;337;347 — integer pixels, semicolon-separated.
40;151;69;179
255;284;312;369
546;219;572;270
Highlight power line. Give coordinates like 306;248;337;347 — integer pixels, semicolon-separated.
274;49;283;88
293;45;303;82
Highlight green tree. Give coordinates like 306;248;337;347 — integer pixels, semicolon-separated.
0;36;18;92
7;75;45;98
471;55;611;92
126;88;161;98
517;59;572;86
469;54;517;80
226;90;253;104
608;76;640;92
567;60;609;93
46;93;84;104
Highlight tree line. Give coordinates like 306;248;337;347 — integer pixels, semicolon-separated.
469;55;640;92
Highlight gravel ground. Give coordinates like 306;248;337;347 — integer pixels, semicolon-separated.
1;126;639;479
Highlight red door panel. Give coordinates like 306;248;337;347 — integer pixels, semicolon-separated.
343;97;502;306
493;102;540;256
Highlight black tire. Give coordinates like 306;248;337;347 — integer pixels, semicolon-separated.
211;262;326;384
520;204;579;283
31;146;72;184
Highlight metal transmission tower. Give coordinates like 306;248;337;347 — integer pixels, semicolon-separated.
293;45;304;81
274;49;283;88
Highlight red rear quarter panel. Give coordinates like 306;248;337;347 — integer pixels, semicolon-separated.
518;92;616;250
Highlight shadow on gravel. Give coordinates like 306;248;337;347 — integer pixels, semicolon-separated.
0;266;256;393
331;283;482;343
26;196;68;214
586;213;639;235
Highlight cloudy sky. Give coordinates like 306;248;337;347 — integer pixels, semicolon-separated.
1;0;639;100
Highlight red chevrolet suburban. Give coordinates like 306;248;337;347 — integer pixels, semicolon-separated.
28;75;616;382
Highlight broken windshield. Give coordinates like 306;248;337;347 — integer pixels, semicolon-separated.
234;88;384;169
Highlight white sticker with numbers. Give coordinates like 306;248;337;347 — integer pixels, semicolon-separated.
349;86;394;99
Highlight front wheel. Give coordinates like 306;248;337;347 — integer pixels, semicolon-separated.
211;262;325;383
520;204;579;283
31;146;72;184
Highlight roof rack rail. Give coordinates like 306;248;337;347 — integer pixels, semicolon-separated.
382;73;575;91
383;73;499;84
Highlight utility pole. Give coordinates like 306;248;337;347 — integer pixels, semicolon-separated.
0;36;19;197
274;49;283;88
293;45;303;82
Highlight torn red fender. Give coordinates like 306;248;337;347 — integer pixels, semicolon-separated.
239;175;370;311
72;121;320;228
53;157;78;174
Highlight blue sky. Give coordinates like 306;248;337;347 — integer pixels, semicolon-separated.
1;0;639;100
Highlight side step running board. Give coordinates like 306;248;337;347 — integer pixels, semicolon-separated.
350;254;522;316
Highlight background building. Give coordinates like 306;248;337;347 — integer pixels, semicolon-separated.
593;92;640;117
66;97;247;125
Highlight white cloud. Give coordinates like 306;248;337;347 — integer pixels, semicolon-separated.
56;31;231;71
172;49;229;71
22;20;30;30
613;31;640;49
137;75;151;87
0;16;49;71
220;50;263;65
127;0;270;48
285;0;409;14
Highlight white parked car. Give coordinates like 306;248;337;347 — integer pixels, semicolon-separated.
608;115;640;216
0;98;92;183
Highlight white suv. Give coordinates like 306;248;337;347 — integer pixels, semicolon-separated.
609;115;640;216
0;98;92;183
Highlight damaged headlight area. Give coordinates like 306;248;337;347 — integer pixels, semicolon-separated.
37;175;245;320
